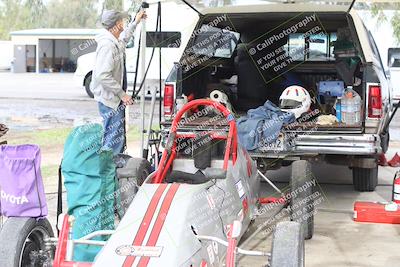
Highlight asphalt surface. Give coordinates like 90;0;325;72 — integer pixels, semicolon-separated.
1;73;400;266
0;72;160;131
0;73;90;101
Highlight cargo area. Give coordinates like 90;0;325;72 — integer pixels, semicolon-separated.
177;12;365;132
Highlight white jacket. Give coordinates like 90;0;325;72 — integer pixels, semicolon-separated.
91;21;137;110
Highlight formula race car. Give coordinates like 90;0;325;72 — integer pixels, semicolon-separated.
53;99;308;267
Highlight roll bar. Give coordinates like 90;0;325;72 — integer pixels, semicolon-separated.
153;99;237;183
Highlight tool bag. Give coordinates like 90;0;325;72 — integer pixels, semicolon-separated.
61;124;116;262
0;144;47;217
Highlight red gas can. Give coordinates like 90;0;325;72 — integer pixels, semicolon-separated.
354;201;400;224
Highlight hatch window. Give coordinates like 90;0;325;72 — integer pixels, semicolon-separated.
285;32;337;61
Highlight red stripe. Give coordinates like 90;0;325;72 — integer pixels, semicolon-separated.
122;184;168;267
137;184;180;267
226;232;237;267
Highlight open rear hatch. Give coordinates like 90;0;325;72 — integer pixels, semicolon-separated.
177;0;357;14
173;3;368;133
158;0;388;155
176;0;400;14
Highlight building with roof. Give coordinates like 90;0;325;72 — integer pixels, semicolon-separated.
10;28;101;73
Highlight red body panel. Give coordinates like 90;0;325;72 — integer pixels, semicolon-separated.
53;214;93;267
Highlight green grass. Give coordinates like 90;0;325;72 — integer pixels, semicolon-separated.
8;127;73;148
126;125;159;142
126;126;141;141
7;125;144;148
41;164;59;191
41;164;59;178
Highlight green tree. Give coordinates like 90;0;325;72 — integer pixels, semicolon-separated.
0;0;98;40
25;0;46;25
0;0;41;39
103;0;123;11
371;3;400;44
45;0;97;28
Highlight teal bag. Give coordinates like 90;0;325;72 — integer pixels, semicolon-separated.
61;124;116;262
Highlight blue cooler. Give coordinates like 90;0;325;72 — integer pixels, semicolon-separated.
318;81;345;114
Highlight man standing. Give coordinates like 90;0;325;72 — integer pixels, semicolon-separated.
91;9;146;154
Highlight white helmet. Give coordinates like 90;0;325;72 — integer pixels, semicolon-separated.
279;85;311;119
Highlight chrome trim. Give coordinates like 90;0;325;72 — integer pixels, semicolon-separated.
162;128;381;157
294;134;381;155
295;146;379;154
294;134;378;142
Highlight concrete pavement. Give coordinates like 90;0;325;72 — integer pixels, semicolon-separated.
238;146;400;267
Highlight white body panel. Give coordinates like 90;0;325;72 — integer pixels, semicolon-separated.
93;183;203;266
94;148;259;267
390;67;400;100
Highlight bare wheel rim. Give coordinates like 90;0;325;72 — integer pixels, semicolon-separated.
19;225;51;267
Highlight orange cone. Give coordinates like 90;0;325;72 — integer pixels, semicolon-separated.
378;153;389;166
388;153;400;167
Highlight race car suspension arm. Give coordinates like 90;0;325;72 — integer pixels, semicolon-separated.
257;170;283;195
195;235;270;257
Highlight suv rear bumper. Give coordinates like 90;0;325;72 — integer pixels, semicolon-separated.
293;134;382;155
161;125;381;158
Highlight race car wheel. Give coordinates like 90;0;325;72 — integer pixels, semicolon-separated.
84;73;94;98
289;160;314;240
118;157;152;214
0;217;54;267
270;221;304;267
353;166;378;192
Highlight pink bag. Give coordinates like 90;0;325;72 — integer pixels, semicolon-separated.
0;145;48;217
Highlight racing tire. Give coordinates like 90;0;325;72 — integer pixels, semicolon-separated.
0;217;54;267
84;73;94;98
353;166;378;192
118;158;152;214
270;221;304;267
289;160;314;240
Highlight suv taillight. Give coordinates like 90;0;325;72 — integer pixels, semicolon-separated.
163;83;174;118
368;85;382;118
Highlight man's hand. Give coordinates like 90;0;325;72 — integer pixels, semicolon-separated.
135;10;147;24
122;94;134;105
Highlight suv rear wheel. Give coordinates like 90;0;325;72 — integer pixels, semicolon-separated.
84;73;94;98
352;166;378;192
117;157;152;216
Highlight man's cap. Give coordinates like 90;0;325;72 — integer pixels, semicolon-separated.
101;10;129;29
